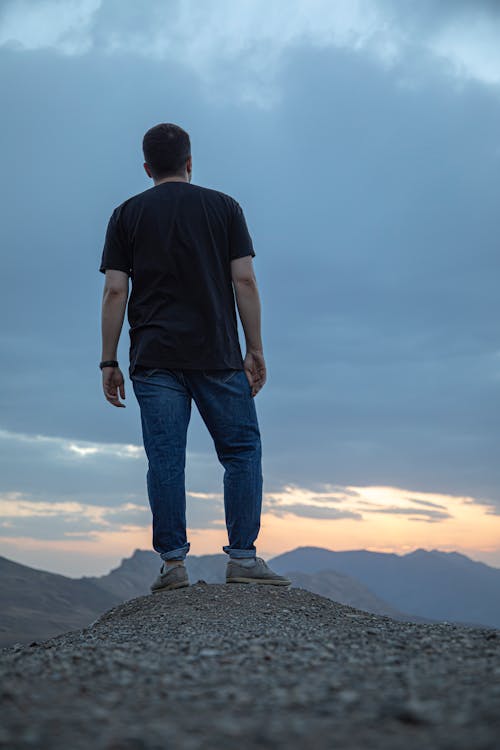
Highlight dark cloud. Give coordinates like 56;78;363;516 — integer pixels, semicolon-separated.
406;497;449;510
265;501;363;521
382;0;500;29
0;0;498;550
357;505;452;521
0;496;224;542
0;513;108;541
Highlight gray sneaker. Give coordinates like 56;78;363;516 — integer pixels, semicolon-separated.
150;562;190;594
226;556;291;586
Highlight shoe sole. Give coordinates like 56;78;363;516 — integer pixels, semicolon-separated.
151;581;190;594
226;577;291;585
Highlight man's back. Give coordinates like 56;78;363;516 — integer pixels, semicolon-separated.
99;181;256;378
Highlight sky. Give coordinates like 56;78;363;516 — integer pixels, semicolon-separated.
0;0;499;577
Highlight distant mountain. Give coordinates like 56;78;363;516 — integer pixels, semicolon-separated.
3;544;497;648
82;549;159;600
0;555;120;648
85;549;432;623
269;546;500;629
282;570;433;623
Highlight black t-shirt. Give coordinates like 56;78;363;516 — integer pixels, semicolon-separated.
99;181;255;379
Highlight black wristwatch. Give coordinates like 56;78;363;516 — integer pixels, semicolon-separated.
99;360;119;370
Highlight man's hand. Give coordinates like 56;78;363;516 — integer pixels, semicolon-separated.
244;350;266;397
102;366;126;407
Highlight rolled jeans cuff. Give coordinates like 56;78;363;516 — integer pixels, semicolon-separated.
223;545;257;559
160;542;190;561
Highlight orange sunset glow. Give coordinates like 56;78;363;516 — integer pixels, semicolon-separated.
2;483;499;576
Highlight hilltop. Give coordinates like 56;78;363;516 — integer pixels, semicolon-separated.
3;545;500;648
1;581;499;749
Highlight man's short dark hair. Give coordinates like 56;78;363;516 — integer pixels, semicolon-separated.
142;123;191;179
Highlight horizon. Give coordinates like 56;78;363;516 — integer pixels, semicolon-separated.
3;542;500;580
1;1;499;576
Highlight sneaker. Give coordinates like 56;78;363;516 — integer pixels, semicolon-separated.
150;562;190;594
226;556;291;586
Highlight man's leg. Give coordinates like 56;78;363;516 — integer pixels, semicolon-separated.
184;368;263;559
131;368;192;562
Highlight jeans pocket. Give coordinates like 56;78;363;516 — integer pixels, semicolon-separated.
133;367;162;379
202;368;240;384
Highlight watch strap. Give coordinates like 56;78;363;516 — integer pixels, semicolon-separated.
100;360;119;369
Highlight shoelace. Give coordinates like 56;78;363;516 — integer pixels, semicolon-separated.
161;563;184;574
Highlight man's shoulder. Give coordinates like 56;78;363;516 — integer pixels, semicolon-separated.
191;183;240;210
110;185;155;215
111;183;240;217
106;194;142;226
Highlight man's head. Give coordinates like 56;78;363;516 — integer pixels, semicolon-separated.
143;123;192;184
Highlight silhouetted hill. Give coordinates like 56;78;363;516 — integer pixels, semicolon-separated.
0;555;120;647
269;546;500;628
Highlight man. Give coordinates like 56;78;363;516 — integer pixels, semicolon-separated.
99;122;290;593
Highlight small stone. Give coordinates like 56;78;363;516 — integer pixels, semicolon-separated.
337;690;359;704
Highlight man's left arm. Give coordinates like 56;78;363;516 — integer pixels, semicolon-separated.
101;269;129;408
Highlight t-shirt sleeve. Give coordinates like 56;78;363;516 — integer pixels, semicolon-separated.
99;209;132;276
229;201;255;260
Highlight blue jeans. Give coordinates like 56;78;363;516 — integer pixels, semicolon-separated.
131;366;263;562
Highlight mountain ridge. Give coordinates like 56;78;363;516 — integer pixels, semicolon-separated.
0;554;122;648
269;545;500;628
2;544;499;649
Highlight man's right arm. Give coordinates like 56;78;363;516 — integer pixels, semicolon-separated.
231;256;266;396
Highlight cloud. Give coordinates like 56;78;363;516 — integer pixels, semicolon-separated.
429;17;500;86
0;488;224;541
0;427;226;533
356;505;452;523
0;426;148;500
2;480;500;573
0;427;143;460
0;0;101;55
406;497;449;510
390;0;500;87
1;1;499;574
0;425;222;500
0;480;477;543
0;494;149;540
1;30;498;507
1;0;500;107
268;503;363;520
263;483;463;523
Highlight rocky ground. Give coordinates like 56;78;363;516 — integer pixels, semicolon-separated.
1;581;499;750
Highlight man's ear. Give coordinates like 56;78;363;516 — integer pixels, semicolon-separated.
144;162;152;178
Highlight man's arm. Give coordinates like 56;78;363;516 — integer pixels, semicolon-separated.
100;269;129;407
231;255;266;396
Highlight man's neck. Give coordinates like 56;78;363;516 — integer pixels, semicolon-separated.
154;175;189;186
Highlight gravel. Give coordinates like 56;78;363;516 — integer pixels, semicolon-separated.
1;580;499;749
